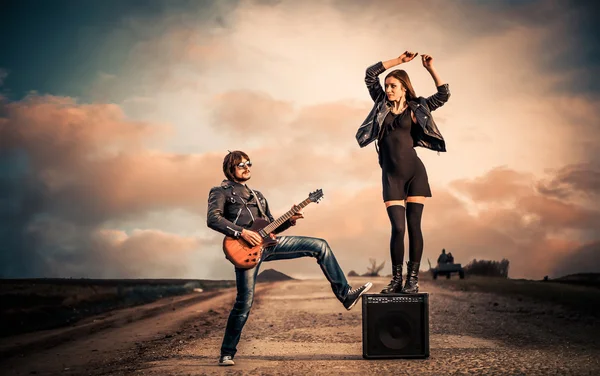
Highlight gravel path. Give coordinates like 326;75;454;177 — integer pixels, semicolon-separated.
2;277;599;375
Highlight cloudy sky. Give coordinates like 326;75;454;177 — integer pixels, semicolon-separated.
1;0;599;280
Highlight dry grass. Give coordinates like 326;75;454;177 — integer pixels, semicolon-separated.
0;278;235;337
430;274;600;316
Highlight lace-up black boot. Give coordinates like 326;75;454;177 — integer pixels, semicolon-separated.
402;261;420;294
380;264;403;294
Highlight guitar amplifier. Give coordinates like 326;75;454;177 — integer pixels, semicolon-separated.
362;293;429;359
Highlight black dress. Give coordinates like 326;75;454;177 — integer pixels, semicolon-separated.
378;107;432;201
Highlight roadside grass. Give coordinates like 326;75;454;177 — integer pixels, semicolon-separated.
0;278;235;337
428;274;600;316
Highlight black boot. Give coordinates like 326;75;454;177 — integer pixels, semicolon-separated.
402;261;420;294
380;264;403;294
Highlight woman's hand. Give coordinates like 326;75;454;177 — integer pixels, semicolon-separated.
399;51;418;64
241;229;262;247
421;53;444;88
421;54;434;70
383;51;417;70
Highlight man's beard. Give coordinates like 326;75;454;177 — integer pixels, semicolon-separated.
236;174;250;182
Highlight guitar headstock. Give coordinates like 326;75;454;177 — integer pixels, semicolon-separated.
308;189;324;204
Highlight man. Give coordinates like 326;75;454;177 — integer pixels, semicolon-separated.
207;150;372;366
437;248;449;265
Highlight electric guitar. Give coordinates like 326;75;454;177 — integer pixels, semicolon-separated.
222;189;324;269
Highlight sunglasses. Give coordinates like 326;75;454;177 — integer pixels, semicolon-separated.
236;161;252;169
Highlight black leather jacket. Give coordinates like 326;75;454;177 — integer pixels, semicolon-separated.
207;180;294;238
355;61;451;152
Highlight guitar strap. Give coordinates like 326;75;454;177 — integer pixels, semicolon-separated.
246;185;267;220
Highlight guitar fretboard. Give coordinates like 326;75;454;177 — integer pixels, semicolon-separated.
263;198;312;234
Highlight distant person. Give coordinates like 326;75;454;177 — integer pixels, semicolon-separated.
437;248;449;264
356;50;451;294
447;252;454;264
207;150;372;367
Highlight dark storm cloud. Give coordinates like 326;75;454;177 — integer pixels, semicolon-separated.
552;240;600;277
537;163;600;199
0;0;240;101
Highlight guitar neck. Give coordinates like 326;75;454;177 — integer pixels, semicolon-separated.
263;198;313;234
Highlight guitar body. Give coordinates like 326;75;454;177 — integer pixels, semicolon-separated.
222;218;278;269
221;188;324;269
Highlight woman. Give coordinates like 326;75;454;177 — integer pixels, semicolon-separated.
356;51;451;294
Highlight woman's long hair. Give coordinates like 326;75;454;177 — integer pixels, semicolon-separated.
385;70;417;102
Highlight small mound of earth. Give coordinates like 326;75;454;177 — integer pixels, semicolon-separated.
257;269;294;282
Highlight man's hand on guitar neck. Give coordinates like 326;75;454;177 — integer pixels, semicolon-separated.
241;229;263;246
289;204;304;226
240;205;305;246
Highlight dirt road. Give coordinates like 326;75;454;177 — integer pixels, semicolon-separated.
2;277;599;375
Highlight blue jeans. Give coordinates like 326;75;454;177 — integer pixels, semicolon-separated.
220;235;351;357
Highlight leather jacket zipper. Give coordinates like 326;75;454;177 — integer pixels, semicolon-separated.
358;119;373;128
239;197;256;221
233;208;242;225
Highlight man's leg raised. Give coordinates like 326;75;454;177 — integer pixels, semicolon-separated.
262;236;372;309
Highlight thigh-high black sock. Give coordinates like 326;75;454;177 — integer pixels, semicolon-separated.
406;202;424;263
386;205;406;266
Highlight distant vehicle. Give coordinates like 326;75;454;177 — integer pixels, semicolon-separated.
428;259;465;279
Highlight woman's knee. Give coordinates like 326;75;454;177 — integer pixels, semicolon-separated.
386;206;406;234
391;220;406;235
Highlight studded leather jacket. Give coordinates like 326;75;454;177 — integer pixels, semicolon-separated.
355;61;451;153
207;180;294;238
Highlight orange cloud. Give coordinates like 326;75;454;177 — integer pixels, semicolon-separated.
3;91;599;280
260;165;600;280
0;95;228;277
210;90;370;145
0;95;226;222
3;0;600;280
450;167;535;202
